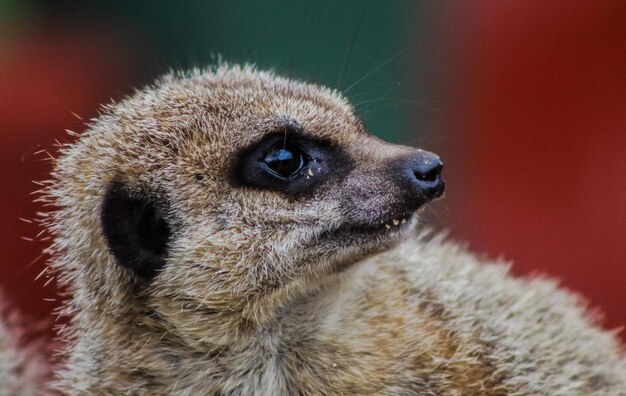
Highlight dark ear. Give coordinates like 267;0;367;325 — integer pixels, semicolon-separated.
101;182;171;280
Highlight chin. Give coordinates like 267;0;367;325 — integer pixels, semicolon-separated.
309;214;420;275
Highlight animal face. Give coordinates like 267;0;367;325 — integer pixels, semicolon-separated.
53;65;443;336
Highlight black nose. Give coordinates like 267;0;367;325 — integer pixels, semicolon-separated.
410;152;445;200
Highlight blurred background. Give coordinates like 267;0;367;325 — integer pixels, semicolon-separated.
1;0;624;341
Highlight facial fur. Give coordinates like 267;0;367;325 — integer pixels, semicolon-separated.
47;64;443;348
32;65;626;395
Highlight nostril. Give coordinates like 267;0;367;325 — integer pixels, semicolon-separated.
397;151;445;203
413;160;443;183
409;155;445;200
414;166;441;182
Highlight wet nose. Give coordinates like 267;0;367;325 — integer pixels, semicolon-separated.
409;152;445;200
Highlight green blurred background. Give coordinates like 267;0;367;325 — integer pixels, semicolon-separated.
0;0;441;143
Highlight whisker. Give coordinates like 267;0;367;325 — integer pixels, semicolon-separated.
361;99;440;116
354;97;439;109
343;46;410;95
287;11;314;108
336;1;371;90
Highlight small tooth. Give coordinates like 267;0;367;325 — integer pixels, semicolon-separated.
392;219;399;226
385;224;391;229
401;219;406;224
307;168;314;177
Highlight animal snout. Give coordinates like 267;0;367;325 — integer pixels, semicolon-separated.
408;151;445;201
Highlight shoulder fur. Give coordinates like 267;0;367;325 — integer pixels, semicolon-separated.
362;235;626;394
0;294;50;395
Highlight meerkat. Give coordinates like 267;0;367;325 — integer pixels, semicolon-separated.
1;64;625;395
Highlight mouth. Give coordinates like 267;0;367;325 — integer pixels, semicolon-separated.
297;211;418;275
289;210;420;277
316;211;417;244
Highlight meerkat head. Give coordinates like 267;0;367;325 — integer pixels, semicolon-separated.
48;65;444;344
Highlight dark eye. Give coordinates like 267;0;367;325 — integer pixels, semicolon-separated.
233;131;343;195
262;143;305;178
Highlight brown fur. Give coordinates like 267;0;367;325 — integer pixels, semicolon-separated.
3;64;625;394
0;295;50;395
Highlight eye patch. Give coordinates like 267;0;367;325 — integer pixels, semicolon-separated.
232;129;353;197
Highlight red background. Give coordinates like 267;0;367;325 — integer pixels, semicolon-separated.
440;1;626;335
